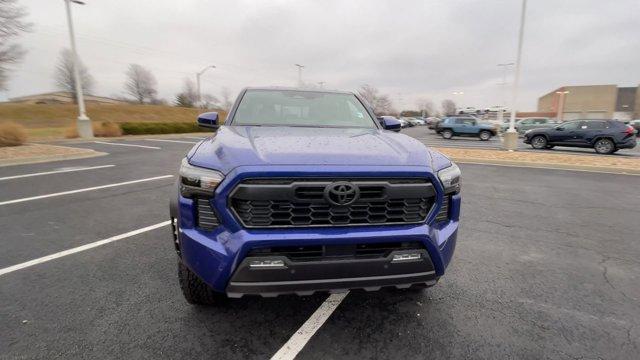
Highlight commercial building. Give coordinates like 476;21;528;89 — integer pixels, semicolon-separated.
538;85;639;121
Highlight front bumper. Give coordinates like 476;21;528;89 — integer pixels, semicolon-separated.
225;249;437;297
175;165;460;296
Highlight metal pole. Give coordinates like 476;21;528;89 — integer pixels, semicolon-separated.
508;0;527;132
497;63;514;124
196;65;215;108
294;64;304;87
64;0;93;138
504;0;527;150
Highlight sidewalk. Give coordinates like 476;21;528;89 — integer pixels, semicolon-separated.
437;147;640;175
0;144;106;167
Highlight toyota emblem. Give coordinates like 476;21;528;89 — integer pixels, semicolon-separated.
324;182;359;206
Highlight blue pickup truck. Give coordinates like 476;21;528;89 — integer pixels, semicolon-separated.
170;87;461;304
436;116;497;140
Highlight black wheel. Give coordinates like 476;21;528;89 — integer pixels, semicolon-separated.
178;260;228;305
441;129;453;139
530;135;547;149
478;130;492;141
594;138;615;154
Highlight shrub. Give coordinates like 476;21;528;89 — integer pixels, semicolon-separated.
0;122;28;147
93;121;122;137
120;122;209;135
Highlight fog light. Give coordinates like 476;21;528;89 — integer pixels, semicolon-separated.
249;259;285;268
392;253;421;263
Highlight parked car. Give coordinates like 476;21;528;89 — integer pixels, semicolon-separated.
436;117;497;140
408;118;426;126
485;105;508;113
426;117;441;129
400;117;419;127
457;107;479;115
500;117;557;134
628;120;640;135
523;119;637;154
169;87;461;304
398;118;410;128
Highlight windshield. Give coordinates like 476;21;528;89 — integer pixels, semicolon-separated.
232;90;376;128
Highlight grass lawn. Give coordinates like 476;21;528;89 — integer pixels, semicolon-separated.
0;103;225;139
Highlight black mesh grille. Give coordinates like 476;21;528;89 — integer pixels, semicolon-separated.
230;178;435;228
435;196;450;222
195;198;219;230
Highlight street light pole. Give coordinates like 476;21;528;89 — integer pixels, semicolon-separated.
504;0;528;151
196;65;216;108
555;90;569;121
497;63;514;123
64;0;93;138
452;91;464;113
294;64;304;87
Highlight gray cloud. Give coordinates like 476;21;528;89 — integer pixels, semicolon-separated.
2;0;639;111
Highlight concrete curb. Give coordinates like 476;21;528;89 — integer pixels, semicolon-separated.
40;132;211;145
0;150;108;168
452;157;640;176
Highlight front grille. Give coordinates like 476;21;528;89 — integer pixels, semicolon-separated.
435;196;450;222
195;198;219;230
248;241;425;262
230;178;436;228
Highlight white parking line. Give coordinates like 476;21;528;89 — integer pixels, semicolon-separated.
0;221;171;277
183;136;206;140
0;165;115;181
0;175;173;206
94;141;161;149
271;292;349;360
142;139;198;144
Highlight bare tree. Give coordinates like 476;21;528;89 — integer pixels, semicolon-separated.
183;78;198;105
441;99;457;116
55;48;94;102
0;0;31;90
174;78;198;108
357;84;394;115
220;87;233;111
124;64;157;104
201;93;219;109
416;98;435;117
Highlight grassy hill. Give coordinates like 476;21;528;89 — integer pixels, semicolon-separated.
0;103;225;139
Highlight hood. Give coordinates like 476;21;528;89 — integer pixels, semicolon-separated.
188;126;434;174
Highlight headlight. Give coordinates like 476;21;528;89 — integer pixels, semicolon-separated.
437;162;461;194
179;158;224;198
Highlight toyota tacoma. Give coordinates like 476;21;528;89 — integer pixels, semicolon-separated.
170;87;461;304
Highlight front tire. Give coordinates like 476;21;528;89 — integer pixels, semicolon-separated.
178;260;227;305
441;129;453;139
530;135;547;149
479;130;492;141
594;138;615;154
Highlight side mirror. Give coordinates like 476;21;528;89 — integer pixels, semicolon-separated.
555;126;563;131
197;112;219;129
381;117;401;132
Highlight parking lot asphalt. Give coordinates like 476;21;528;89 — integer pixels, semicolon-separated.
403;126;640;157
1;135;639;359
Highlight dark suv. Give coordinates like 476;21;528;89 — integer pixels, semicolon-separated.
523;120;637;154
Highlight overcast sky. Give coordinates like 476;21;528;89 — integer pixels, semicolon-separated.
2;0;639;111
